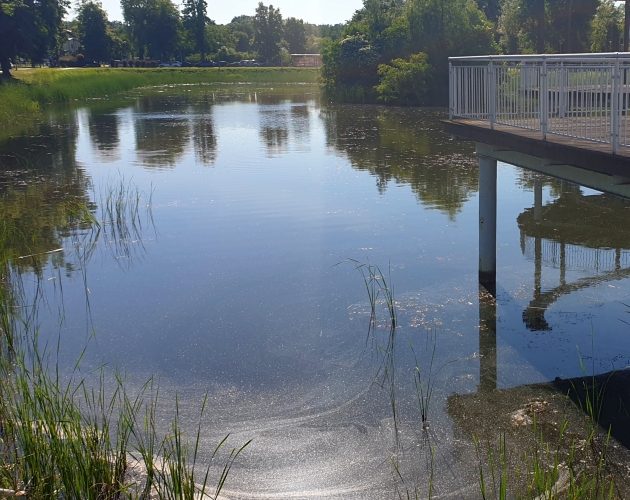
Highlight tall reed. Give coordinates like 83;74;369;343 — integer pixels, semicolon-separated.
0;179;248;498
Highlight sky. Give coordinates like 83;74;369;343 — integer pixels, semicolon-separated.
85;0;364;25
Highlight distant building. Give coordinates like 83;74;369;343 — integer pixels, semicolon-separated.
291;54;322;68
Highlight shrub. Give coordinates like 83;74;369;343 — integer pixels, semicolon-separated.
375;52;432;106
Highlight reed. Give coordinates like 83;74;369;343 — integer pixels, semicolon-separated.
0;179;247;499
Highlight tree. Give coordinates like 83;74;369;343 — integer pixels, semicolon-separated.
625;0;630;51
591;0;622;52
0;0;67;77
476;0;501;22
284;17;306;53
547;0;598;52
147;0;181;59
253;3;283;64
498;0;597;54
77;1;111;63
376;52;432;105
182;0;208;60
228;15;255;52
121;0;181;59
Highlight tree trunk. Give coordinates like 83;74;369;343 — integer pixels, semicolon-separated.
625;0;630;52
0;57;12;79
534;0;545;53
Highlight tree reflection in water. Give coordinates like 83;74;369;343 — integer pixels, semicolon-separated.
321;105;478;219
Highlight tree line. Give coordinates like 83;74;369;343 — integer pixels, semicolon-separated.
323;0;630;105
0;0;344;77
2;0;630;107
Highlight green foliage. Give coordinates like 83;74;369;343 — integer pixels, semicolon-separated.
322;34;379;100
498;0;599;53
284;17;306;53
121;0;182;59
375;52;431;105
253;3;283;64
77;1;112;63
406;0;495;57
591;0;623;52
0;0;67;77
323;0;494;105
182;0;209;60
206;24;236;55
228;15;255;53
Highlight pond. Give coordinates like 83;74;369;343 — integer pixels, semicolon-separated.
1;84;630;497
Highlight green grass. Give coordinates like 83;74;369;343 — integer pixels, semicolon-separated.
0;67;320;140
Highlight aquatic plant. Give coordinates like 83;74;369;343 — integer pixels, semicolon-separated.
0;179;248;499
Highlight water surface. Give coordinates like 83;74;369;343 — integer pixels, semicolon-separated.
2;85;630;497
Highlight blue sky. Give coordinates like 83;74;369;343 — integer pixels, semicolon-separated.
83;0;363;25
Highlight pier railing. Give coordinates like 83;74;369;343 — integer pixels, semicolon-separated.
449;53;630;154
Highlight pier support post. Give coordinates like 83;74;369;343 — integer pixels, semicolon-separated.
478;152;497;295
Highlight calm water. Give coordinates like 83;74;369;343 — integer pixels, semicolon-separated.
2;85;630;497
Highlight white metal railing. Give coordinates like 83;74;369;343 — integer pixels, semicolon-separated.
449;53;630;154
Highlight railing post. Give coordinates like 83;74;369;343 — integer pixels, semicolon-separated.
488;60;496;129
449;60;454;119
612;58;621;154
559;62;567;118
540;57;548;140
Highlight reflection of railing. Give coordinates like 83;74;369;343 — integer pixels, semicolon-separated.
521;236;630;273
449;53;630;153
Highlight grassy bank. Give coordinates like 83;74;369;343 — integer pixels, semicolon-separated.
0;67;320;141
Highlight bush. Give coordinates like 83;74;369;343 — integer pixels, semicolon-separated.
375;52;432;106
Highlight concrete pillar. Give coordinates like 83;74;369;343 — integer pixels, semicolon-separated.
478;153;497;295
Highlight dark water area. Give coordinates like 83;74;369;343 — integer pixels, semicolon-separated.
2;85;630;497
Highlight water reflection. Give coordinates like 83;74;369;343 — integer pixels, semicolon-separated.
87;110;121;159
518;187;630;331
2;86;630;497
259;106;290;156
134;95;191;168
191;117;217;166
321;106;478;218
0;121;94;275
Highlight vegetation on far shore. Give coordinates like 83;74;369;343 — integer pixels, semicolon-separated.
0;67;319;141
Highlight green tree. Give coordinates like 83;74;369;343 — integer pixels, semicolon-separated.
228;15;255;52
77;1;111;63
498;0;597;53
121;0;181;59
322;0;493;104
625;0;630;50
376;52;431;105
253;2;283;64
148;0;181;60
108;20;131;59
476;0;501;21
182;0;208;60
591;0;622;52
547;0;598;52
0;0;67;77
284;17;306;53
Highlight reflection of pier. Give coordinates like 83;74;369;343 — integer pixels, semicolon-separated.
519;189;630;330
445;54;630;452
